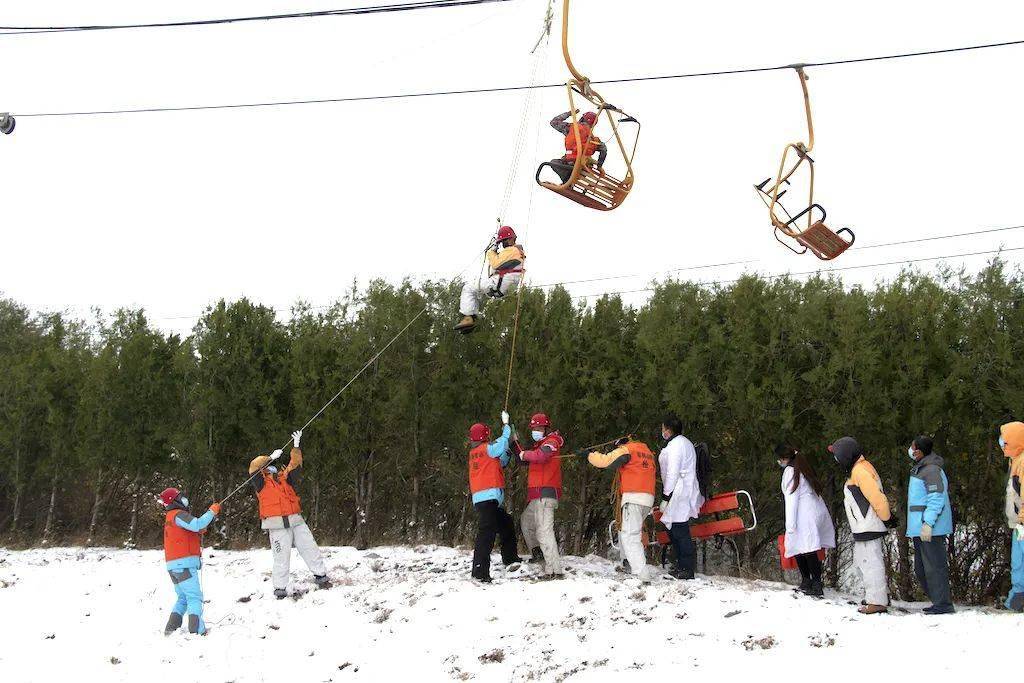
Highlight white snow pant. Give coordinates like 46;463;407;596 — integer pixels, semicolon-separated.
854;538;888;606
459;272;522;317
521;498;562;575
620;503;652;580
268;524;327;590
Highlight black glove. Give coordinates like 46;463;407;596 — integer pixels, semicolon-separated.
884;515;900;529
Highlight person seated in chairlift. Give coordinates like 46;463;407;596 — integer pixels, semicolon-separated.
546;109;608;184
454;225;525;334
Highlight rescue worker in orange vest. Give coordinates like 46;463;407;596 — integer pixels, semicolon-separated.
468;410;523;582
455;225;526;334
158;486;221;636
249;429;330;598
516;412;565;578
588;437;657;581
546;109;608;184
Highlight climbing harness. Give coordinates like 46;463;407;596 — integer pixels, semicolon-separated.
755;66;854;260
535;0;640;211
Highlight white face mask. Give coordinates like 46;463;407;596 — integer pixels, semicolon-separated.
531;431;545;442
267;466;278;474
181;496;189;507
907;447;916;461
999;436;1007;450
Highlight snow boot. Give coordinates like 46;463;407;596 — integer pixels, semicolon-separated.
187;614;202;635
454;315;477;334
274;588;288;600
164;612;183;635
314;575;331;590
795;576;812;592
669;568;694;581
527;547;544;564
858;604;888;615
472;572;493;584
923;605;955;615
1010;593;1024;612
803;580;824;598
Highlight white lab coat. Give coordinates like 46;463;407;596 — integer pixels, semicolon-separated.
781;466;836;557
658;435;705;525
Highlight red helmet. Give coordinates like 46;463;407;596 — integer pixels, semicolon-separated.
529;413;551;429
157;487;180;507
469;423;491;442
496;225;517;243
581;111;598;126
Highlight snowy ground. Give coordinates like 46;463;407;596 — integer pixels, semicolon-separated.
0;545;1017;682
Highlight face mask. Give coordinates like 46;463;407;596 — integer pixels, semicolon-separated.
999;436;1007;450
180;496;189;507
907;447;916;461
777;460;789;469
531;431;545;442
267;466;278;474
661;431;672;442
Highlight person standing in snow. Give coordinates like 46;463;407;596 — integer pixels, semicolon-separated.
588;437;657;580
828;438;896;612
658;415;705;580
906;435;955;614
249;430;330;598
777;444;836;598
454;225;525;334
517;412;565;578
1000;422;1024;611
468;410;523;583
159;487;220;636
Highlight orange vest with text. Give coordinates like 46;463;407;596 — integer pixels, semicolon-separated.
564;123;599;161
257;473;302;519
619;441;656;495
164;510;203;562
527;433;564;490
468;443;505;493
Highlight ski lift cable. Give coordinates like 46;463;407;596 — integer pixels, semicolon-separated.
0;0;517;36
11;38;1024;118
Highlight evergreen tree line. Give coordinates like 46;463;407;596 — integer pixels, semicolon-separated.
1;262;1022;605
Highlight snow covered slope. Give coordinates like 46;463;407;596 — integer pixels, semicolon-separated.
0;545;1016;682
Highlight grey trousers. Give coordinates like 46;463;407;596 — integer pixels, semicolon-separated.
853;538;888;606
913;535;954;611
620;503;652;580
521;498;562;574
269;523;327;590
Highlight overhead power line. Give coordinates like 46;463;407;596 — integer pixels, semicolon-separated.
0;0;514;36
12;37;1024;118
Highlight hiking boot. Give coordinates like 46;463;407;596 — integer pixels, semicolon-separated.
923;605;955;615
472;572;493;584
454;315;477;334
274;588;288;600
803;580;824;598
795;577;812;592
1010;594;1024;612
314;575;331;590
858;604;888;615
527;548;544;564
668;569;694;580
164;612;183;635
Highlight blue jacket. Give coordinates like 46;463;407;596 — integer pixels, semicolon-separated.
906;453;953;537
472;425;512;506
166;509;216;571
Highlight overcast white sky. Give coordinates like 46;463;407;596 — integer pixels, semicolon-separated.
2;0;1023;335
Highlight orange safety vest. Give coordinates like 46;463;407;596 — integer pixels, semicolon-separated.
257;473;302;519
564;123;599;161
527;433;563;490
618;441;656;496
468;443;505;494
164;510;202;562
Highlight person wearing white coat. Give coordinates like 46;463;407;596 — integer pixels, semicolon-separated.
658;415;705;579
777;444;836;597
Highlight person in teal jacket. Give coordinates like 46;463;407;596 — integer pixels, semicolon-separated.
468;411;522;582
906;435;954;614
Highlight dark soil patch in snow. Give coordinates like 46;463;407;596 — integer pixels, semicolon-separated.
478;648;505;664
741;635;775;651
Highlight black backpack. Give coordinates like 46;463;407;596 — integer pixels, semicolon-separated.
695;442;712;500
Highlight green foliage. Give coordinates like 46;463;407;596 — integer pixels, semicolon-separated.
1;262;1022;603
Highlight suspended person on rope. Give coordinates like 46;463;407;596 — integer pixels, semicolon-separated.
658;415;708;580
588;436;656;581
777;444;836;599
158;487;221;636
468;410;524;583
999;422;1024;612
249;430;331;598
455;225;526;334
546;109;608;184
515;412;565;579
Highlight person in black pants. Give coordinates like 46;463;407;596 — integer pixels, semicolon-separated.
467;411;522;582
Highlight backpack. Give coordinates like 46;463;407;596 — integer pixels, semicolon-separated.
694;442;712;501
